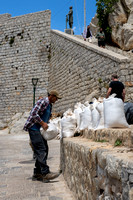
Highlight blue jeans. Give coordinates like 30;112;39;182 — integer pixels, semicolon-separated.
29;129;50;175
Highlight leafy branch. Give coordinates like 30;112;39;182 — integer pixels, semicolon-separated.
96;0;119;43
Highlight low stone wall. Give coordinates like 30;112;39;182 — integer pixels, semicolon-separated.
61;135;133;200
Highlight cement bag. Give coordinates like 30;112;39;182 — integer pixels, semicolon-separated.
96;102;104;129
49;117;61;133
90;99;100;129
74;102;85;132
104;97;129;128
79;105;92;131
61;114;77;138
41;123;59;140
63;108;73;117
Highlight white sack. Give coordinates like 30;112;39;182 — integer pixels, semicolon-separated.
96;102;104;129
74;107;82;132
104;97;129;128
49;117;61;133
91;108;100;129
61;115;77;138
90;99;100;129
41;123;59;140
74;102;85;132
63;108;73;117
79;106;92;131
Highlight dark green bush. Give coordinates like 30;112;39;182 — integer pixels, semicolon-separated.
96;0;119;43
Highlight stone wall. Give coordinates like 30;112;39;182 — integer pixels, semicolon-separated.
0;11;51;127
50;30;132;114
0;14;11;23
61;136;133;200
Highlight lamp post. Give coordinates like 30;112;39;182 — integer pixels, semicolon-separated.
32;78;38;107
84;0;86;31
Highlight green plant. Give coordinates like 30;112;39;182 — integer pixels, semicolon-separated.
114;139;122;147
98;77;103;83
96;0;119;43
97;139;108;143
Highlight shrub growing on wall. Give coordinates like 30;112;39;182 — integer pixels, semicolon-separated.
96;0;119;43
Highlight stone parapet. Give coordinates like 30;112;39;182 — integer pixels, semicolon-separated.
61;137;133;200
82;126;133;148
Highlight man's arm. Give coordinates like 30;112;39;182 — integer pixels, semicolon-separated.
122;88;125;102
40;121;48;131
31;98;49;125
106;87;112;98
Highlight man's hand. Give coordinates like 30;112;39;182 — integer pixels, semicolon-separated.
40;121;48;131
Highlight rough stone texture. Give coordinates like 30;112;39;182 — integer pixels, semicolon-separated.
0;13;11;23
61;137;133;200
90;14;99;36
0;11;51;127
108;0;133;50
82;126;133;148
50;30;132;114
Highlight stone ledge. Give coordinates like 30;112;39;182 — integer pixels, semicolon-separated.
61;137;133;199
82;126;133;148
51;30;130;63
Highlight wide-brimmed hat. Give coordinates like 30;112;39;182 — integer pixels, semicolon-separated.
49;90;62;99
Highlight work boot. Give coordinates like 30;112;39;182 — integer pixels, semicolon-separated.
32;168;43;181
32;173;43;181
42;171;60;182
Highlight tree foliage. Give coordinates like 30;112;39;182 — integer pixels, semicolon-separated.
96;0;119;43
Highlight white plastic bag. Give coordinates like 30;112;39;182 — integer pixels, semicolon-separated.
49;117;61;133
41;123;59;140
61;114;77;138
90;99;100;129
63;108;74;117
96;102;104;129
104;97;129;128
74;102;85;132
79;106;92;131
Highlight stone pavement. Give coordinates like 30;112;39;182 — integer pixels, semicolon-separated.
0;133;75;200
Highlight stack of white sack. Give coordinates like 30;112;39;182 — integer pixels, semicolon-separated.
74;102;85;132
103;96;129;128
41;122;59;140
42;95;130;140
78;102;92;131
61;109;77;138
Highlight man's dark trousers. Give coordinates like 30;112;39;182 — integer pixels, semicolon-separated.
29;129;50;175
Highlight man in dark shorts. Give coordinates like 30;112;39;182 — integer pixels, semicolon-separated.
106;74;125;102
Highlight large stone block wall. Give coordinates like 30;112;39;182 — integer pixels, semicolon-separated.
50;30;132;114
0;11;51;126
61;137;133;200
